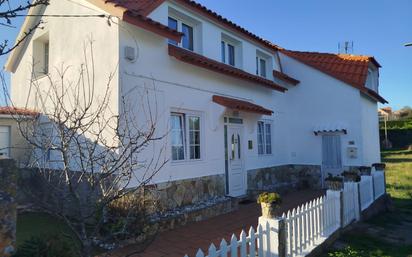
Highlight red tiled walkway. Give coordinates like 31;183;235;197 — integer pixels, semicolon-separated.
105;189;324;257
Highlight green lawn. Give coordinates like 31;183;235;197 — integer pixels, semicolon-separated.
322;150;412;257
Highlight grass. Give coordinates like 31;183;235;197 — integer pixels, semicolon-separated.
16;212;80;249
322;149;412;257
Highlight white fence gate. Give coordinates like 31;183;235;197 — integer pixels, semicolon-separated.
359;175;374;210
372;171;385;199
284;191;340;257
342;182;360;226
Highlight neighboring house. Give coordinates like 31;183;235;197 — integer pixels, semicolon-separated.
0;107;36;166
4;0;387;212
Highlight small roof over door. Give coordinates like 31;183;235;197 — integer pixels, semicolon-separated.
313;123;347;136
212;95;273;116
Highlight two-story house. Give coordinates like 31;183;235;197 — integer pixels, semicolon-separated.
5;0;386;215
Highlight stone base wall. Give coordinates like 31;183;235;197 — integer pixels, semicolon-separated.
247;164;322;198
151;174;226;211
0;159;17;257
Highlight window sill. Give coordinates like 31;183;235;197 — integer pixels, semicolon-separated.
170;158;205;166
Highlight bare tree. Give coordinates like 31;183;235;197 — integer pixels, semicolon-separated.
0;0;49;56
4;41;168;256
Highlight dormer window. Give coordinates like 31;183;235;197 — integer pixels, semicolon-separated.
168;16;194;51
366;67;378;92
221;41;235;66
221;34;241;67
33;32;50;77
256;56;267;78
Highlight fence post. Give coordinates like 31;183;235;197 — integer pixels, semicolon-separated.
339;191;344;228
356;182;362;220
371;172;376;200
278;218;287;257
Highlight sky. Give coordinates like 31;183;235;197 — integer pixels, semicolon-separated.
1;0;412;109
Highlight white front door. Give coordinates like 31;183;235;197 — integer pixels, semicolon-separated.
322;134;343;178
227;125;245;197
0;126;10;158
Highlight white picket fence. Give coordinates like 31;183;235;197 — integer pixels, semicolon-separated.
342;182;360;226
359;175;374;210
185;170;386;257
284;191;340;257
372;171;385;199
186;223;269;257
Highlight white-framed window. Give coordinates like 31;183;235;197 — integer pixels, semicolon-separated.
257;121;272;155
33;33;50;77
221;40;235;66
171;112;202;161
168;16;194;51
366;68;378;92
256;56;267;78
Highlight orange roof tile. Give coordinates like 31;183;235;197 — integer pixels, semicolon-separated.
169;45;287;92
212;95;273;115
0;107;38;116
280;50;387;103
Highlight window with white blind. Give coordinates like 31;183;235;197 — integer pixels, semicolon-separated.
257;121;272;155
171;112;202;161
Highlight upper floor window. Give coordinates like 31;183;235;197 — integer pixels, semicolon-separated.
366;68;378;92
33;33;50;77
221;41;235;66
257;121;272;155
171;112;202;161
256;56;267;78
168;16;194;51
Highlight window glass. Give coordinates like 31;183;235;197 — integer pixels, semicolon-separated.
228;44;235;66
171;114;185;160
265;123;272;154
260;58;266;78
237;134;241;159
182;23;194;51
44;42;49;74
188;116;200;160
168;17;178;45
257;121;264;155
231;134;235;160
221;41;226;63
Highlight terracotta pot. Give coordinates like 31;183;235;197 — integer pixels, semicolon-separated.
260;202;278;218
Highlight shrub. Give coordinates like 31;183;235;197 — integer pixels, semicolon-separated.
257;192;281;204
13;234;79;257
328;246;365;257
325;173;343;182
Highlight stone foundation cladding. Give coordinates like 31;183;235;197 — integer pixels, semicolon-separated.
247;164;322;198
0;159;17;257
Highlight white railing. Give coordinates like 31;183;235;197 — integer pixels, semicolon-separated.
372;171;385;199
359;175;374;210
185;170;386;257
187;223;270;257
284;191;340;257
342;182;360;226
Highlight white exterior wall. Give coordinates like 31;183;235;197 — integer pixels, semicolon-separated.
119;20;289;186
10;0;119;114
360;95;381;165
279;53;365;168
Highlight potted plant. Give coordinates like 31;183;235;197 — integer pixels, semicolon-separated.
257;192;281;218
359;166;372;176
372;163;386;171
324;173;344;190
342;170;361;182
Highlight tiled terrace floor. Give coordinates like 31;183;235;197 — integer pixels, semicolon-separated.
105;189;325;257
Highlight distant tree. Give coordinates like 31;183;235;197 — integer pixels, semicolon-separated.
0;0;49;56
398;106;412;119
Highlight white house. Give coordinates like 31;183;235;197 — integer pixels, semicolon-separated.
5;0;386;212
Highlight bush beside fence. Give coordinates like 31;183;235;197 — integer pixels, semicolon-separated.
185;169;386;257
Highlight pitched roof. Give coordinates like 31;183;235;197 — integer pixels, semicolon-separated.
169;44;287;92
273;70;300;86
0;107;39;116
212;95;273;115
280;50;387;103
97;0;281;52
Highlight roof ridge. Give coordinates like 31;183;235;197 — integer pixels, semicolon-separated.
281;49;374;59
